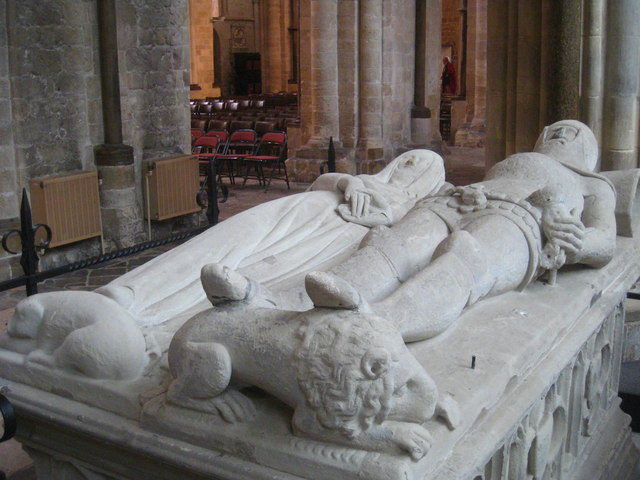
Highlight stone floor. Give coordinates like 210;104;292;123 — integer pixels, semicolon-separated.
0;147;487;479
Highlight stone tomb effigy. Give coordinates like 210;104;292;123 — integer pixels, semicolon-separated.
1;121;639;479
0;241;639;480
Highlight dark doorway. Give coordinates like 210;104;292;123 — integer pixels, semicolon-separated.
233;53;261;95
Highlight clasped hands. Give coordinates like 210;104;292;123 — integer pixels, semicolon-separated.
337;178;393;227
540;205;585;269
455;184;586;269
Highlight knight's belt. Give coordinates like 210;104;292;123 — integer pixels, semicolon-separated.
416;195;543;290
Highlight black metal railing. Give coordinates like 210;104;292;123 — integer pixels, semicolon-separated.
1;167;227;296
1;190;51;295
0;393;16;444
0;392;16;480
319;136;336;175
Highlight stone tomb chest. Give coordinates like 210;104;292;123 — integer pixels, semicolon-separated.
0;236;638;479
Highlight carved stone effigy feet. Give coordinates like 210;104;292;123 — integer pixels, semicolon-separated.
201;263;250;304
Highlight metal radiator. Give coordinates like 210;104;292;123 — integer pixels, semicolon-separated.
143;154;201;221
29;171;102;248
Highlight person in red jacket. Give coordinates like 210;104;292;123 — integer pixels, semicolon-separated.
441;56;457;95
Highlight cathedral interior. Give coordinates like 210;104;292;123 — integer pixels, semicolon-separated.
1;0;640;478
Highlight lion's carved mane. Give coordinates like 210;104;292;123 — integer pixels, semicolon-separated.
294;312;398;439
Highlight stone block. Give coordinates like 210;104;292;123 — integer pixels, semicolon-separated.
357;158;387;175
100;206;145;249
13;2;62;26
603;96;638;149
624;299;640;361
61;2;90;26
100;186;139;209
98;165;135;190
603;149;638;172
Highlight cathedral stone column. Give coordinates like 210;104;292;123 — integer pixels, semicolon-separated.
307;0;340;145
581;0;605;151
0;0;19;280
356;0;384;168
262;0;286;94
547;0;581;122
454;0;487;148
94;0;140;250
486;0;507;166
291;0;348;181
602;0;640;170
411;0;442;150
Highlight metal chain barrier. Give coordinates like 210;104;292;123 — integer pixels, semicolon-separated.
0;393;16;443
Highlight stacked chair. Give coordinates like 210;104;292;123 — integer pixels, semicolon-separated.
242;132;289;192
192;134;224;182
213;129;258;185
189;93;299;149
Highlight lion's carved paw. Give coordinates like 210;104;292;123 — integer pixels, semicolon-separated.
388;421;433;460
211;389;257;423
26;349;54;367
437;394;460;430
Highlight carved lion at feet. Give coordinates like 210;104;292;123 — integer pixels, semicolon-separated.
167;265;459;460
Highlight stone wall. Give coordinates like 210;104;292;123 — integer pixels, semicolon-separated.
108;0;191;249
117;0;190;164
0;0;18;280
0;1;104;274
211;0;258;96
0;0;17;222
0;0;192;279
189;0;218;99
441;0;461;68
454;0;487;148
383;0;415;158
6;1;101;183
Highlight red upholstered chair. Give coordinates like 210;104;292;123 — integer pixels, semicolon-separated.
204;129;229;144
214;129;258;184
191;128;204;147
191;118;207;130
263;117;285;131
229;119;255;133
254;120;278;139
238;99;252;110
193;133;221;159
197;103;213;116
242;132;289;191
206;119;230;132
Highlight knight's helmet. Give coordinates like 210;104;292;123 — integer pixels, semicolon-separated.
534;120;598;172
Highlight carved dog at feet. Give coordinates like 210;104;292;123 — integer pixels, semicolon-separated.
167;265;459;460
0;291;154;380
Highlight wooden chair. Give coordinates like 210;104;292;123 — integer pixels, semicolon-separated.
197;103;213;116
254;120;278;139
238;99;252;110
206;119;230;132
229;120;255;133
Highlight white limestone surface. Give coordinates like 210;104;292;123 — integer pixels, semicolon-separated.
1;122;640;478
1;236;638;479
